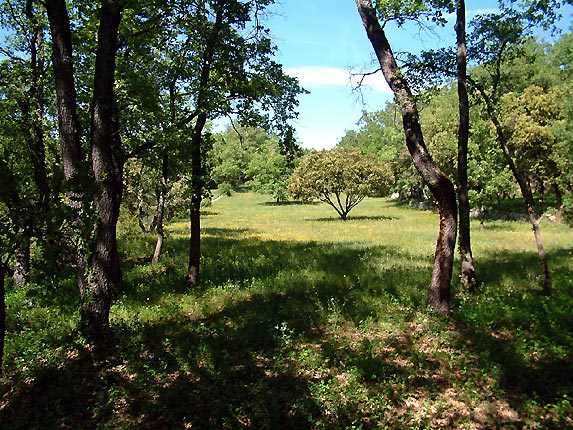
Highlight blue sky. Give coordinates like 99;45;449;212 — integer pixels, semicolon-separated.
264;0;568;150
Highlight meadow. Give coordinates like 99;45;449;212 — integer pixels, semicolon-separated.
1;190;572;429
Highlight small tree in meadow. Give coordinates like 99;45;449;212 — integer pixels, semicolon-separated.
288;148;392;220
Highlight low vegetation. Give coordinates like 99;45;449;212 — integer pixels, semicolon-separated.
1;191;572;429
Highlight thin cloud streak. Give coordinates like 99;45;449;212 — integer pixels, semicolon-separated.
445;8;499;20
286;66;392;94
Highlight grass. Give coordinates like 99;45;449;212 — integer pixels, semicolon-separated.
1;191;572;429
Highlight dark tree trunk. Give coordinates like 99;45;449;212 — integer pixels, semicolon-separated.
24;2;51;210
553;183;562;207
0;258;5;374
11;5;50;287
186;113;207;285
455;0;478;293
45;0;88;300
185;5;224;285
45;0;83;183
152;149;168;264
84;0;123;339
0;254;6;374
356;0;457;316
475;84;552;295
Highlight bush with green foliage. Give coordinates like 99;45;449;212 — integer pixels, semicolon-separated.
288;148;393;220
210;125;300;202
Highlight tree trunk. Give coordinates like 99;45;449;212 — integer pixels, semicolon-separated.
152;149;168;264
356;0;457;316
475;85;552;295
45;0;83;184
553;183;562;207
84;0;123;339
0;258;6;374
186;113;207;285
13;238;31;286
45;0;88;303
455;0;478;293
185;5;224;285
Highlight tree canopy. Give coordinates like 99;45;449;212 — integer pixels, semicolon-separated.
288;148;392;220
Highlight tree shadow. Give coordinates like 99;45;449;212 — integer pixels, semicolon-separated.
260;200;320;207
5;228;571;428
309;215;398;222
1;227;436;429
452;248;573;417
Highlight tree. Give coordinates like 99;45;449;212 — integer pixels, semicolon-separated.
401;2;570;295
288;148;392;220
178;0;303;285
339;105;426;200
209;125;301;202
46;0;124;339
0;0;55;286
466;7;556;295
501;85;564;200
246;141;295;202
355;0;458;316
211;126;274;187
455;0;478;292
551;33;573;222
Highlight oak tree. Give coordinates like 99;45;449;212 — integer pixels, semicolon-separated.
288;148;392;220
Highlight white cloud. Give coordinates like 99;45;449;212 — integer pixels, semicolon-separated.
467;8;499;17
285;66;351;87
445;8;499;20
286;66;391;94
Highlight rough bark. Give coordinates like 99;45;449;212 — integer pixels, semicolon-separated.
356;0;457;316
455;0;478;293
45;0;83;183
84;0;123;339
45;0;88;298
13;240;30;286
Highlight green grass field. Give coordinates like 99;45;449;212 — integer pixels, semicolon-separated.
1;191;572;429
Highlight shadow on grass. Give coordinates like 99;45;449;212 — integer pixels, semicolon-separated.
309;215;398;222
260;200;320;207
453;248;573;415
0;227;434;429
3;229;572;429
